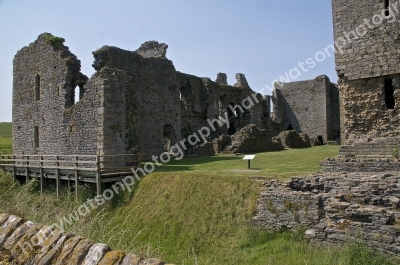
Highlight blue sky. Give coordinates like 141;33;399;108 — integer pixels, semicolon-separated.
0;0;336;122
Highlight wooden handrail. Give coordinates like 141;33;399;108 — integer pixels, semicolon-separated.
0;154;143;172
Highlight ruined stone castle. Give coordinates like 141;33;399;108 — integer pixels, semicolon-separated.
12;33;340;159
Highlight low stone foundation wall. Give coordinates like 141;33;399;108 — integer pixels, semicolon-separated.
252;172;400;256
0;213;171;265
321;158;400;172
339;137;398;158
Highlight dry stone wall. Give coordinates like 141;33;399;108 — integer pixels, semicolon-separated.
252;171;400;257
0;213;171;265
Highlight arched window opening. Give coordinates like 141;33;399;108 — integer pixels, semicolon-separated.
71;85;85;105
287;124;294;130
35;74;40;101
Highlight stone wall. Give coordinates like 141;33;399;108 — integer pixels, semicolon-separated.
12;33;97;156
178;72;271;140
332;0;400;81
92;43;182;158
272;75;340;143
332;1;400;142
13;34;275;160
338;137;398;158
321;157;400;172
339;76;400;140
252;172;400;257
0;213;171;265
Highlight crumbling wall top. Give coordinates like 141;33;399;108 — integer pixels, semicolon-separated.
233;73;249;88
135;40;168;59
216;73;228;85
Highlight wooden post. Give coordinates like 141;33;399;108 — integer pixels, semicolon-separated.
25;156;29;183
96;156;101;197
56;156;60;199
75;156;79;199
12;155;16;182
40;156;43;195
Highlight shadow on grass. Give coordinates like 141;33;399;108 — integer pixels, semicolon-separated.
144;156;241;165
144;156;242;172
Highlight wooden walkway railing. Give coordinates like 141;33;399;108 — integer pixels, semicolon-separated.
0;154;142;198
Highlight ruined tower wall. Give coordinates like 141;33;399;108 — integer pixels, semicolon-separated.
332;0;400;80
332;0;400;141
92;46;182;158
339;76;400;139
272;75;339;143
177;72;270;139
12;33;102;156
177;72;210;139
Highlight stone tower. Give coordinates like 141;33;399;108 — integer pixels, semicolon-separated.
332;0;400;143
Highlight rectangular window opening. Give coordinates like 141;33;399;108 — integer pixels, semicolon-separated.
34;126;39;148
384;79;395;110
385;0;390;16
35;74;40;101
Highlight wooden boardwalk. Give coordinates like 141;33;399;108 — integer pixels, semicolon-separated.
0;154;142;198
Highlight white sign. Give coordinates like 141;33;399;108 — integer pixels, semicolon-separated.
243;155;255;160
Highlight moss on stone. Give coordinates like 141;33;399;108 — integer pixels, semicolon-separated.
44;33;65;48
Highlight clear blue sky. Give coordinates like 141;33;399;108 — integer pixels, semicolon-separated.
0;0;336;122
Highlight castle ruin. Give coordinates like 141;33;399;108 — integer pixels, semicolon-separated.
12;33;341;159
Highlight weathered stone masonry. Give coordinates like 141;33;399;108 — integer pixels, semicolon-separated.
272;75;340;144
252;171;400;257
332;0;400;142
13;34;276;160
0;213;170;264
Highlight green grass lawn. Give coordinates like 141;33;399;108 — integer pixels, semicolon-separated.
0;122;12;151
152;145;340;180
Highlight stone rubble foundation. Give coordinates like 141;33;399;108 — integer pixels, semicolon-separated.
252;170;400;257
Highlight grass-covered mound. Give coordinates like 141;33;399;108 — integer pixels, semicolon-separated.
0;169;396;264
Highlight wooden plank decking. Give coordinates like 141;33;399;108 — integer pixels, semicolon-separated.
0;154;143;198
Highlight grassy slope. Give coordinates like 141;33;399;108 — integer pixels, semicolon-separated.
0;145;396;264
0;122;12;150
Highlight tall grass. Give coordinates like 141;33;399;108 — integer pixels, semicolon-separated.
0;171;396;264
